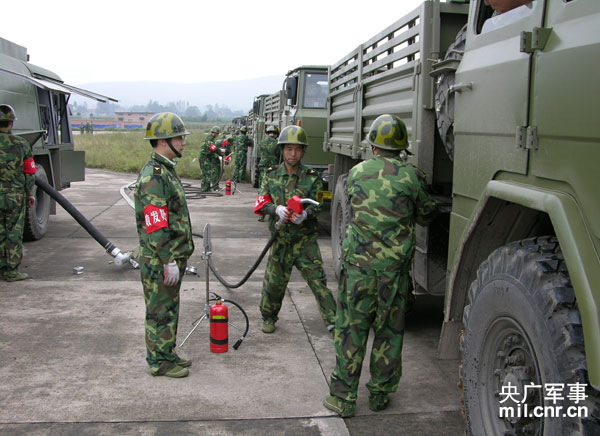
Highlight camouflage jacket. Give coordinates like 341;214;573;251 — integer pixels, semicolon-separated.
343;155;438;272
199;134;221;164
255;163;321;241
258;136;280;169
0;130;35;196
134;152;194;264
236;133;253;154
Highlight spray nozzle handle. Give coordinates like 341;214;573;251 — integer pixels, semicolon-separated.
286;195;320;214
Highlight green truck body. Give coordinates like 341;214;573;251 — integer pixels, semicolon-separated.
248;66;334;188
324;1;600;433
0;37;116;239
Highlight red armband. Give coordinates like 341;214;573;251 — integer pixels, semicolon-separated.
144;204;169;234
254;194;272;215
210;144;217;152
23;157;37;175
223;140;229;147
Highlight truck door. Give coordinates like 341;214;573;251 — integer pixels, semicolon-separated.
529;0;600;241
452;0;546;202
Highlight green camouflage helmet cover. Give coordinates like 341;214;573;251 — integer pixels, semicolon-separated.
367;114;408;151
0;104;17;122
211;125;221;134
265;125;279;135
144;112;189;140
278;125;309;149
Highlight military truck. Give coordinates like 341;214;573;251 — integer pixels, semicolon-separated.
248;66;334;189
324;0;599;434
0;37;116;240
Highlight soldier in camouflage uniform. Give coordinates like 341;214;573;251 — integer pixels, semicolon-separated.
254;125;336;334
135;112;194;378
233;126;253;183
257;125;280;185
199;125;224;191
220;135;234;167
0;104;36;282
324;114;439;417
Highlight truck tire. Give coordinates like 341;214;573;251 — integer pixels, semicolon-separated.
24;165;50;241
435;24;467;161
461;236;600;436
331;174;350;281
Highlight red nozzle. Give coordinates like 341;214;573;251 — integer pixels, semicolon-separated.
286;195;304;214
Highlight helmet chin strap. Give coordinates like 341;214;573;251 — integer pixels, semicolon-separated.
166;138;182;158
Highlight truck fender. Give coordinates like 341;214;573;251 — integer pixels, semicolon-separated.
443;180;600;389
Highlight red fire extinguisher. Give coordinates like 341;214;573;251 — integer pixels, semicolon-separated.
225;180;231;195
210;300;228;353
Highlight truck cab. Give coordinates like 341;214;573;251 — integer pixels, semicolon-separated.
0;37;116;239
249;66;334;189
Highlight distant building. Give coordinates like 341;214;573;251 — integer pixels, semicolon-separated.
71;112;155;131
115;111;155;128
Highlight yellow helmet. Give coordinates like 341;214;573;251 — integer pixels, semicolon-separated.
0;104;17;122
278;125;309;150
144;112;189;140
367;114;408;151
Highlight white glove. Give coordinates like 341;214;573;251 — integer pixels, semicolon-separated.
164;261;179;286
275;205;290;221
291;210;307;225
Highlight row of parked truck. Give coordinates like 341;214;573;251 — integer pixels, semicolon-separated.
244;1;599;434
2;0;598;433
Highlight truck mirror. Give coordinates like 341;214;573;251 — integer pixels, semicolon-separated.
286;76;298;106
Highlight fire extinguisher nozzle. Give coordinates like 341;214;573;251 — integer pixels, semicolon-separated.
233;338;243;350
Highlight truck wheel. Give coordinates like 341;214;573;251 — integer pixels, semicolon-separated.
24;165;50;241
331;174;350;281
435;24;467;161
461;236;599;436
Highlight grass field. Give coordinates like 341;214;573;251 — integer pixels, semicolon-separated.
74;130;234;180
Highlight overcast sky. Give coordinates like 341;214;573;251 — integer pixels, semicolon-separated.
5;0;425;87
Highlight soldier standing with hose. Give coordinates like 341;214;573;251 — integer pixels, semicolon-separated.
254;125;336;334
324;115;439;417
0;104;36;282
199;125;222;191
135;112;194;378
233;126;253;183
257;125;280;185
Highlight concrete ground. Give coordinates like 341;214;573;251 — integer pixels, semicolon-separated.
0;169;464;435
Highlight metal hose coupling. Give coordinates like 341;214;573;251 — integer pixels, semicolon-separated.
300;198;320;207
108;246;139;269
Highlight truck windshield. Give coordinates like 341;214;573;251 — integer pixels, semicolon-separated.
303;72;328;109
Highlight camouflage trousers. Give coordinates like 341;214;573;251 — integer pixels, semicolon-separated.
140;257;187;370
200;158;221;191
233;151;247;183
0;189;26;277
329;262;409;403
260;234;336;327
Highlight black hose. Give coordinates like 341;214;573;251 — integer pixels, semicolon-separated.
35;175;117;254
207;227;280;289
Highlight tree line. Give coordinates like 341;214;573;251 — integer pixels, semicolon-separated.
69;100;246;122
